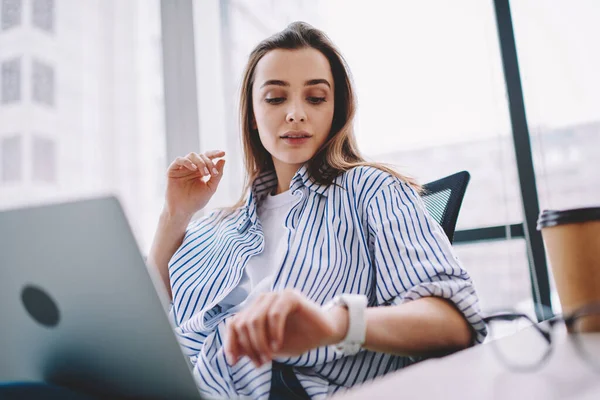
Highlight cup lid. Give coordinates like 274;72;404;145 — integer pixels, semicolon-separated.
537;207;600;230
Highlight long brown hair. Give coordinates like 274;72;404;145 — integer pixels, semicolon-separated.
231;21;419;210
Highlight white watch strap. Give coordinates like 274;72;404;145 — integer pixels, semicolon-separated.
332;294;368;355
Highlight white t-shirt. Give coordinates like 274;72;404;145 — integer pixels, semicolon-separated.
219;189;297;313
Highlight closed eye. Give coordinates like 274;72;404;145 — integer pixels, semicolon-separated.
265;97;327;105
265;97;285;105
307;97;326;104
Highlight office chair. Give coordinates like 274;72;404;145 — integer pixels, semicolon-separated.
421;171;470;244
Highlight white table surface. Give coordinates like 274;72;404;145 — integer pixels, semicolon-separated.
334;326;600;400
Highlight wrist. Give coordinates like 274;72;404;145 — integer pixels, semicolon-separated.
161;207;193;226
327;305;350;345
323;294;368;355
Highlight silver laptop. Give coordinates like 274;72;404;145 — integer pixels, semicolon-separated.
0;196;203;399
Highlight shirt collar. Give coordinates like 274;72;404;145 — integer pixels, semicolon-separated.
237;164;329;233
289;164;330;197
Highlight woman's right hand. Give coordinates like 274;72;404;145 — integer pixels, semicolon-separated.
164;150;226;219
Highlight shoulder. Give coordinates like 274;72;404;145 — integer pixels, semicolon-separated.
335;165;394;190
334;165;414;205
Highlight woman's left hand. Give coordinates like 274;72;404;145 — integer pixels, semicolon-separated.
224;289;348;367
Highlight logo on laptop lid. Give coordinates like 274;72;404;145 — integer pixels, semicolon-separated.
21;285;60;328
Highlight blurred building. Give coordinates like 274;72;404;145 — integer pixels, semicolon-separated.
0;0;165;251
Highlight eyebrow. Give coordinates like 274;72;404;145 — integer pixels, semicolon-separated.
260;79;331;89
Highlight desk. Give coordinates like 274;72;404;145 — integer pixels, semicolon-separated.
335;326;600;399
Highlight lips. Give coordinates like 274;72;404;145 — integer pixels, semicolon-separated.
280;131;312;139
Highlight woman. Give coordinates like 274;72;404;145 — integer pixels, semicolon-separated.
148;21;486;400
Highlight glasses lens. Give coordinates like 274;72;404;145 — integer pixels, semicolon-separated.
572;312;600;371
487;315;552;371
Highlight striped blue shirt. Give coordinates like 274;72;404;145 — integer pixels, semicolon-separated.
168;164;487;399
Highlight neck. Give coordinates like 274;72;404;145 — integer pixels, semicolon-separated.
272;159;303;195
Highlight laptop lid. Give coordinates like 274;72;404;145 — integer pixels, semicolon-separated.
0;196;202;399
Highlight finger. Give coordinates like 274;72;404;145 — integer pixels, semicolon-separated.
245;297;274;365
167;157;201;179
268;291;299;353
215;158;226;173
236;324;262;367
187;153;210;176
227;316;255;365
205;149;226;159
224;319;241;365
206;159;225;190
200;153;218;177
171;157;198;172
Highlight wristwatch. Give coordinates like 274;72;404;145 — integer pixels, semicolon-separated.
323;294;368;356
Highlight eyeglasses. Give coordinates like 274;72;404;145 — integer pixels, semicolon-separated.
483;302;600;372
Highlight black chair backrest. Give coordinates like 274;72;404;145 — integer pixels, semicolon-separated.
421;171;470;244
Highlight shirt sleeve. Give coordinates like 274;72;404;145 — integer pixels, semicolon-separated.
366;179;487;344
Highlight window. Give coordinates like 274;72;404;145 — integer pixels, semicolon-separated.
0;1;166;254
32;135;56;183
455;239;533;314
511;0;600;212
1;0;21;30
1;58;21;104
32;0;53;33
1;135;22;182
32;60;54;106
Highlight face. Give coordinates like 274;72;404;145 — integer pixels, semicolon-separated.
252;48;335;172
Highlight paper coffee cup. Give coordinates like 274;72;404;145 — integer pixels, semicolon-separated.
537;207;600;317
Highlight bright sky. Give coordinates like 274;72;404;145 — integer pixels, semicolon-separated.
317;0;600;154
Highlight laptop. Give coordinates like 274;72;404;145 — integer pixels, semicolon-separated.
0;196;203;399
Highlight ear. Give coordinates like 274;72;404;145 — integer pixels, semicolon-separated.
250;117;257;131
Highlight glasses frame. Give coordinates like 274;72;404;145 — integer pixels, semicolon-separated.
483;302;600;372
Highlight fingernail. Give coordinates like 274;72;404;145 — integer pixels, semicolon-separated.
204;167;210;175
191;164;197;170
261;356;269;365
271;341;278;352
212;168;219;175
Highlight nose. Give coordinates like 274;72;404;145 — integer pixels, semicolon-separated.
286;100;306;123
